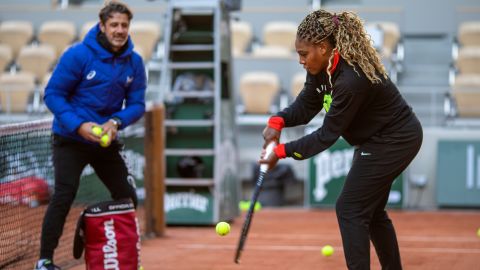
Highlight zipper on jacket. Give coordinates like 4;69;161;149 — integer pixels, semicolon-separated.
104;57;117;113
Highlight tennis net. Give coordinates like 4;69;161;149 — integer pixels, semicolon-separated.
0;118;146;269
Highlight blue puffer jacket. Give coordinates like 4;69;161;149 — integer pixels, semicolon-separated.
44;23;146;143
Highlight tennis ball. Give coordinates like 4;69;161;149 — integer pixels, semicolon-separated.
138;266;144;270
322;245;334;257
239;201;261;212
477;228;480;238
239;200;249;211
254;201;262;211
91;126;103;136
215;221;230;236
100;134;110;147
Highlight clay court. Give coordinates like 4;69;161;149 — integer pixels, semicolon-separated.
69;208;480;270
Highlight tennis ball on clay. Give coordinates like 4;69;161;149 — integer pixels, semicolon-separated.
215;221;230;236
322;245;334;257
100;134;110;147
91;126;103;136
477;228;480;238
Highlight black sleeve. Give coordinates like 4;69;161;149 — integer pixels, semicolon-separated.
284;81;366;160
276;73;324;127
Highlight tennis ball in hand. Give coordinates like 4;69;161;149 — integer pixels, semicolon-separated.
322;245;334;257
91;126;103;137
215;221;230;236
100;134;111;147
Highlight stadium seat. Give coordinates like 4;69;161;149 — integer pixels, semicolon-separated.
41;72;52;91
17;44;56;83
251;45;292;58
36;72;53;113
129;21;162;61
291;72;306;98
239;71;280;114
367;21;401;60
364;23;384;51
133;46;146;60
230;20;253;56
0;71;36;113
451;74;480;117
458;21;480;47
365;21;402;83
38;20;76;59
262;21;297;52
0;20;34;59
0;44;13;72
80;21;97;41
456;46;480;75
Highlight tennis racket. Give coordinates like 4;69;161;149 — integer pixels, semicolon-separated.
234;142;276;264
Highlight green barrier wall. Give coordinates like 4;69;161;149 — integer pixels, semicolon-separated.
437;140;480;207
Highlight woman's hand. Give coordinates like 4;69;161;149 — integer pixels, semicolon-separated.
258;148;279;171
262;126;281;148
259;141;279;171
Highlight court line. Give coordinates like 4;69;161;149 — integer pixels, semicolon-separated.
193;233;480;243
178;243;480;254
401;247;480;254
179;243;341;252
250;233;480;242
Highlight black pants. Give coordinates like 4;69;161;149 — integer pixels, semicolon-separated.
40;135;137;260
336;116;423;270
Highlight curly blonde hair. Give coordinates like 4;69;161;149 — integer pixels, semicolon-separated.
297;9;387;85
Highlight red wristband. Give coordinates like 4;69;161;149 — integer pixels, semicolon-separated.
268;116;285;131
274;144;287;159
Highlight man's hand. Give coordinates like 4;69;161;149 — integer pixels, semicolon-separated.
78;122;103;143
101;119;118;141
78;120;118;143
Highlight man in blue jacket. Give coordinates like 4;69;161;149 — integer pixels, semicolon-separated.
35;2;146;269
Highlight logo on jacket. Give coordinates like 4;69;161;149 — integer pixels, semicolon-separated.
316;85;328;94
323;93;332;112
86;70;96;80
125;76;134;86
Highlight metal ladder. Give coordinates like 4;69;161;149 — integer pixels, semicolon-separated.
159;0;240;225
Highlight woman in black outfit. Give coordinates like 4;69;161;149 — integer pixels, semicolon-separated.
261;9;423;270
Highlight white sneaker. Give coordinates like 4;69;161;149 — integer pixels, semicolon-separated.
34;259;61;270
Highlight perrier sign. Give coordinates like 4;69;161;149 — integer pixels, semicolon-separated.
308;138;403;208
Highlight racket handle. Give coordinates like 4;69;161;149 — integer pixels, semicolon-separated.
260;142;276;173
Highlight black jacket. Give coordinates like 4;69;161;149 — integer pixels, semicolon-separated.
277;57;414;160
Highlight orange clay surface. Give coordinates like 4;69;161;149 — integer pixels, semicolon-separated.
71;208;480;270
